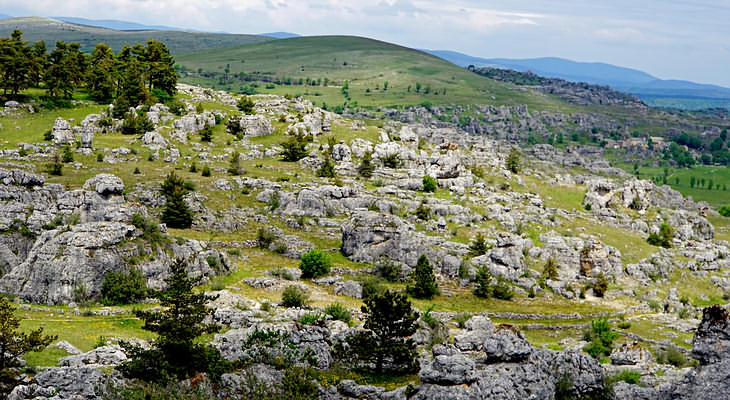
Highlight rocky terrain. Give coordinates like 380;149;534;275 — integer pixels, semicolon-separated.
1;84;730;398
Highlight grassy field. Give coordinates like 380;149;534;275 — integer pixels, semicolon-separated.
176;36;582;112
0;17;271;54
629;165;730;208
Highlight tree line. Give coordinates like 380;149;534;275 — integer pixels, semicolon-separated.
0;30;177;115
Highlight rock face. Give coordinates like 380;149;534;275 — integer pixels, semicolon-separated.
82;174;125;196
482;326;532;362
240;114;274;137
51;117;75;145
418;344;477;385
8;368;110;399
59;345;127;367
471;233;530;281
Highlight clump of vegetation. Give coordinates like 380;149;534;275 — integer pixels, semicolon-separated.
656;346;688;367
61;145;74;163
280;133;309;162
453;313;472;329
381;153;401;168
0;297;57;396
468;233;489;257
299;250;331;279
335;290;418;374
318;156;336;178
257;227;278;249
201;165;211;177
228;151;242;175
415;201;431;220
473;267;492;298
720;205;730;217
506;147;521;173
422;175;437;192
407;255;439;299
281;285;309;308
121;111;154;135
542;257;559;281
377;260;401;282
358;150;374;178
647;223;674;248
359;276;386;300
199;123;213;142
590;273;609;297
583;317;619;358
100;268;148;305
119;259;230;384
237;96;256;114
46;153;63;176
324;303;352;324
607;369;641;385
160;171;193;229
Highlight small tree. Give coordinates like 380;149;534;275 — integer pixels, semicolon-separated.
583;317;619;358
473;266;493;298
46;153;63;176
422;175;437;192
119;259;229;383
299;250;331;279
335;290;418;373
280;133;308;162
237;96;256;114
468;233;489;257
100;268;148;305
407;255;439;299
542;257;559;281
647;223;674;248
358;150;374;178
506;148;521;174
200;123;213;142
318;156;336;178
282;285;309;307
228;151;242;175
0;297;57;395
160;172;193;229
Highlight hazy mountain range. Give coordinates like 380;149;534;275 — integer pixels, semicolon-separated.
425;50;730;101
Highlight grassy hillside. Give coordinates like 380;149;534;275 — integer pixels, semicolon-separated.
176;35;579;111
0;17;271;54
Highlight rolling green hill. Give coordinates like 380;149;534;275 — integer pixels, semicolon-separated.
0;17;271;54
175;35;578;111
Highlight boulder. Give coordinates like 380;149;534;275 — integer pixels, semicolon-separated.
482;326;532;362
418;344;477;385
58;345;127;367
141;131;169;150
240;114;274;137
8;367;108;400
51;117;75;145
454;315;495;351
82;174;124;196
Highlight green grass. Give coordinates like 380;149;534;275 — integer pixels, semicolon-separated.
177;36;579;112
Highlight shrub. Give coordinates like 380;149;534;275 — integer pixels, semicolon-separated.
542;257;559;281
298;312;324;325
201;166;211;177
299;250;331;279
281;285;309;308
168;101;186;116
407;255;439;299
257;228;278;249
422;175;437;192
101;269;148;305
647;223;674;248
468;233;489;257
237;96;256;114
506;148;521;173
359;276;386;300
591;273;609;297
381;153;400;168
377;261;401;282
453;313;472;329
607;369;641;385
200;123;213;142
358;151;374;178
324;303;352;324
492;279;515;300
280;134;308;162
720;205;730;217
46;153;63;176
61;146;74;163
656;346;688;367
415;201;431;220
583;317;619;358
228;152;242;175
473;267;493;298
121;111;154;135
317;156;336;178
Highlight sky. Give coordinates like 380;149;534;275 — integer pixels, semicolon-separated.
1;0;729;86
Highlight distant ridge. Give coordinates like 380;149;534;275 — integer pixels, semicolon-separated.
425;50;730;104
53;16;185;31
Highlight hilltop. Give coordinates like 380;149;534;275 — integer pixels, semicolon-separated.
0;16;271;54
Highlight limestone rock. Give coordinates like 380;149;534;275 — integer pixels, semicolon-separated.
51;117;75;145
418;344;477;385
482;327;532;362
82;174;124;196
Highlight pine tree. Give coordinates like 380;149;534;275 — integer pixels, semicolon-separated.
506;147;521;174
86;43;116;101
237;96;256;114
141;40;177;96
119;259;229;383
160;172;193;229
200;123;213;142
468;232;489;257
473;266;493;298
407;255;439;299
280;133;308;162
335;290;418;373
0;297;56;395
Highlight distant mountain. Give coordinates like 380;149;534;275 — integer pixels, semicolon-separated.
426;50;730;104
0;17;271;55
53;17;184;31
260;32;300;39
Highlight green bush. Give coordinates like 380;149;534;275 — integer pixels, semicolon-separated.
422;176;437;192
46;153;63;176
317;156;336;178
647;223;674;248
468;233;489;257
542;257;560;281
492;279;515;300
377;261;401;282
591;273;609;297
381;153;400;168
359;276;386;300
121;111;154;135
656;346;688;367
415;202;431;220
299;250;331;279
61;146;74;163
298;312;324;325
453;313;472;329
237;96;256;114
473;267;493;298
257;228;278;249
719;205;730;217
282;285;309;308
280;134;309;162
407;255;439;299
201;165;211;177
100;269;148;305
506;148;521;173
358;151;374;178
324;303;352;324
607;369;641;385
200;123;213;142
583;317;619;358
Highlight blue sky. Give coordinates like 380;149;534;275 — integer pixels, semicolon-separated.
2;0;729;86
